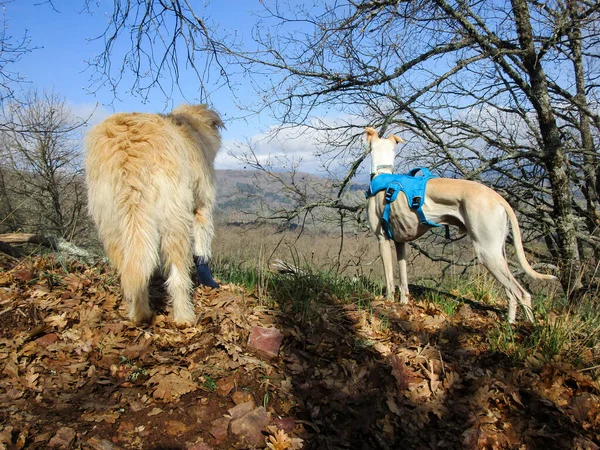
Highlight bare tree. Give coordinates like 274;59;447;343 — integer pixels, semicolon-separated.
76;0;599;294
221;0;600;296
0;0;35;119
564;0;600;238
0;90;88;240
83;0;235;104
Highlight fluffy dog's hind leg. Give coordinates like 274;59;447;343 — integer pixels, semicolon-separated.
118;210;160;323
121;247;156;324
161;225;195;325
124;281;153;323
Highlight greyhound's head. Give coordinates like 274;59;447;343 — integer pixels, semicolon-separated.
365;127;404;151
365;127;404;176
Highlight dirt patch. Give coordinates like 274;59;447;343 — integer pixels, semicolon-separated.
0;256;599;449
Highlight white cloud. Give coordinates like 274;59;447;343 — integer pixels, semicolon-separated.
68;102;113;129
215;148;246;170
219;126;323;172
219;117;370;175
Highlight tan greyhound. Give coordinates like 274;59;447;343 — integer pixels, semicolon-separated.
365;127;557;322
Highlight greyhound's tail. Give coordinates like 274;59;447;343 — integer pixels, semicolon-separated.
503;200;558;281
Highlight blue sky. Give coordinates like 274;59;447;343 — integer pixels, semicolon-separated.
4;0;329;171
7;1;250;107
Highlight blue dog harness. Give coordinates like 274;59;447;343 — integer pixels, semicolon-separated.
366;167;441;239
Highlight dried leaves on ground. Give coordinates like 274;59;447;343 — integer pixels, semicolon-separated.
0;255;599;449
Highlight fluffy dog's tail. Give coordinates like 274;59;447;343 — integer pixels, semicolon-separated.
503;201;558;281
112;149;161;323
118;191;159;296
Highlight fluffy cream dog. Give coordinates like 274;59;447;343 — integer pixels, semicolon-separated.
85;104;223;325
366;127;556;323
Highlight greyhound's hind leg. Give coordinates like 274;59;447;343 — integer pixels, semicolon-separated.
161;221;195;325
473;242;534;323
378;235;396;300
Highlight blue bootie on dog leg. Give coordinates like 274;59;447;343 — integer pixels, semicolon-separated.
194;256;220;289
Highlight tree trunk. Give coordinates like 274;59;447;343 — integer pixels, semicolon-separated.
0;233;96;262
567;0;600;235
511;0;581;295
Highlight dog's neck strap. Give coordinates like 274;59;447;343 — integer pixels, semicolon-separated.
371;165;394;177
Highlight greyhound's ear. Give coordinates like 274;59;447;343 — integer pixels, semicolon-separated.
390;134;405;144
365;127;379;142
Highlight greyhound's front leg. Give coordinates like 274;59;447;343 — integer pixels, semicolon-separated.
395;241;409;304
378;235;395;300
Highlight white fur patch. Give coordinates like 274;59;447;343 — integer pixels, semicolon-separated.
370;138;396;174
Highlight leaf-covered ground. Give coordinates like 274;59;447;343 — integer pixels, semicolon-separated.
1;255;599;449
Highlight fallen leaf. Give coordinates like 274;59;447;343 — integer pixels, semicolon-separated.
150;371;198;402
81;410;121;424
266;428;293;450
44;313;68;330
47;426;76;448
165;420;188;436
147;408;163;417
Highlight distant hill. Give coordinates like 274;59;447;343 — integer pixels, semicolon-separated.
214;170;368;224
